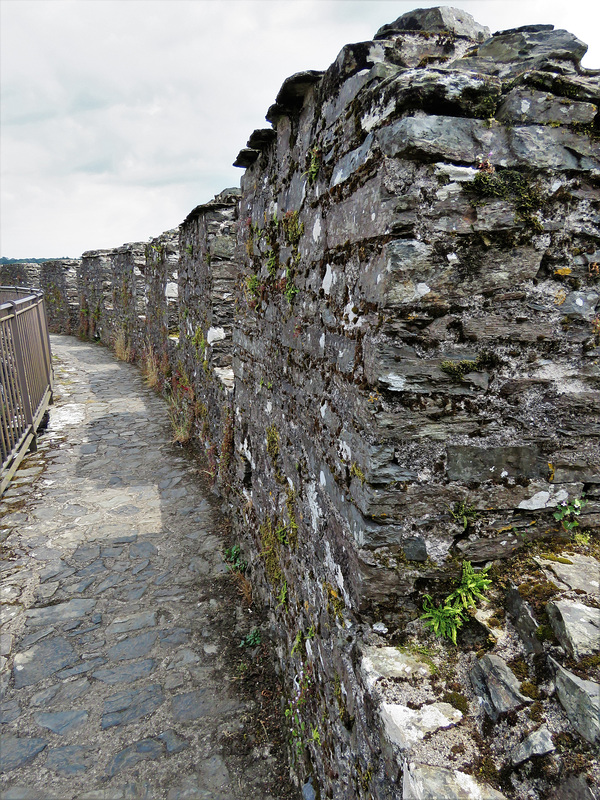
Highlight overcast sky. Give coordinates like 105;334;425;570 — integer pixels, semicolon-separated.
1;0;599;259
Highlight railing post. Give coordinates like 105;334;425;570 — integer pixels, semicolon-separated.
1;287;54;489
7;300;34;428
34;293;53;391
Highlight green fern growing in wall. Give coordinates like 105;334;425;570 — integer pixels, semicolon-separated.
448;560;491;609
421;596;467;646
304;147;320;185
420;561;491;645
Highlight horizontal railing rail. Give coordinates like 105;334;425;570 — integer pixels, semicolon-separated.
0;286;54;495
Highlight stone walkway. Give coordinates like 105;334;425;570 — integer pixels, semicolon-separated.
0;335;296;800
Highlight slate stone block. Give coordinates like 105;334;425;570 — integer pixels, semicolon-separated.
158;729;189;754
106;611;156;636
470;654;532;719
101;685;165;728
0;737;47;773
551;658;600;744
25;599;96;627
446;445;542;482
34;709;88;735
171;689;211;721
511;726;555;765
46;745;92;775
0;698;20;724
105;738;164;777
92;658;156;684
107;631;157;661
14;637;78;688
547;599;600;660
402;762;508;800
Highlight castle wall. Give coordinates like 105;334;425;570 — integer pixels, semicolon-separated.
53;9;600;799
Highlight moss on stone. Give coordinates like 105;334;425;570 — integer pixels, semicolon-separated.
350;462;366;485
285;486;298;549
440;359;479;380
529;701;544;722
508;657;529;681
324;582;345;620
266;424;280;461
517;580;558;611
535;624;555;642
259;517;283;586
441;691;469;714
520;681;539;700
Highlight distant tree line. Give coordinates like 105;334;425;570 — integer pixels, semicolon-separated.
0;257;73;265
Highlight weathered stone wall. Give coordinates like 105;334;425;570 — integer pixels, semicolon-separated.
77;249;115;341
177;189;239;476
143;230;180;372
109;242;146;358
0;259;80;334
0;262;42;288
225;11;599;800
50;8;600;800
39;260;80;334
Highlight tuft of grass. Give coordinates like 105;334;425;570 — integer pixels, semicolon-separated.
114;330;132;362
232;570;253;607
167;399;193;444
142;346;160;389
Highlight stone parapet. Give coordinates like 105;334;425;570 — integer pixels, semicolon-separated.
47;8;600;799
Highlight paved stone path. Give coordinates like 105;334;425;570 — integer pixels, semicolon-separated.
0;335;296;800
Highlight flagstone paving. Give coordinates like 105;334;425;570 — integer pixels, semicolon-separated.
0;335;297;800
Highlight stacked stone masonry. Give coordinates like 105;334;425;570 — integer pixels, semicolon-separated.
13;8;600;800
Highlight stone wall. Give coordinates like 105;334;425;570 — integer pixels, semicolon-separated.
48;8;600;800
0;262;43;288
77;249;114;341
224;11;599;800
109;242;146;358
177;189;239;477
39;260;80;334
0;259;80;333
143;229;180;373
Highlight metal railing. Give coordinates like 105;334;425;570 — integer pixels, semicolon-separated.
0;287;53;495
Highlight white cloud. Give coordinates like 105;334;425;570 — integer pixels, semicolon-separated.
1;0;598;257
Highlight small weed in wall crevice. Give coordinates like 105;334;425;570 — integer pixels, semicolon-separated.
223;544;253;606
167;368;195;445
191;325;206;356
285;664;313;759
420;560;491;645
449;500;478;531
304;148;321;185
223;544;247;573
239;627;261;648
142;345;161;389
276;580;288;609
553;494;587;533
